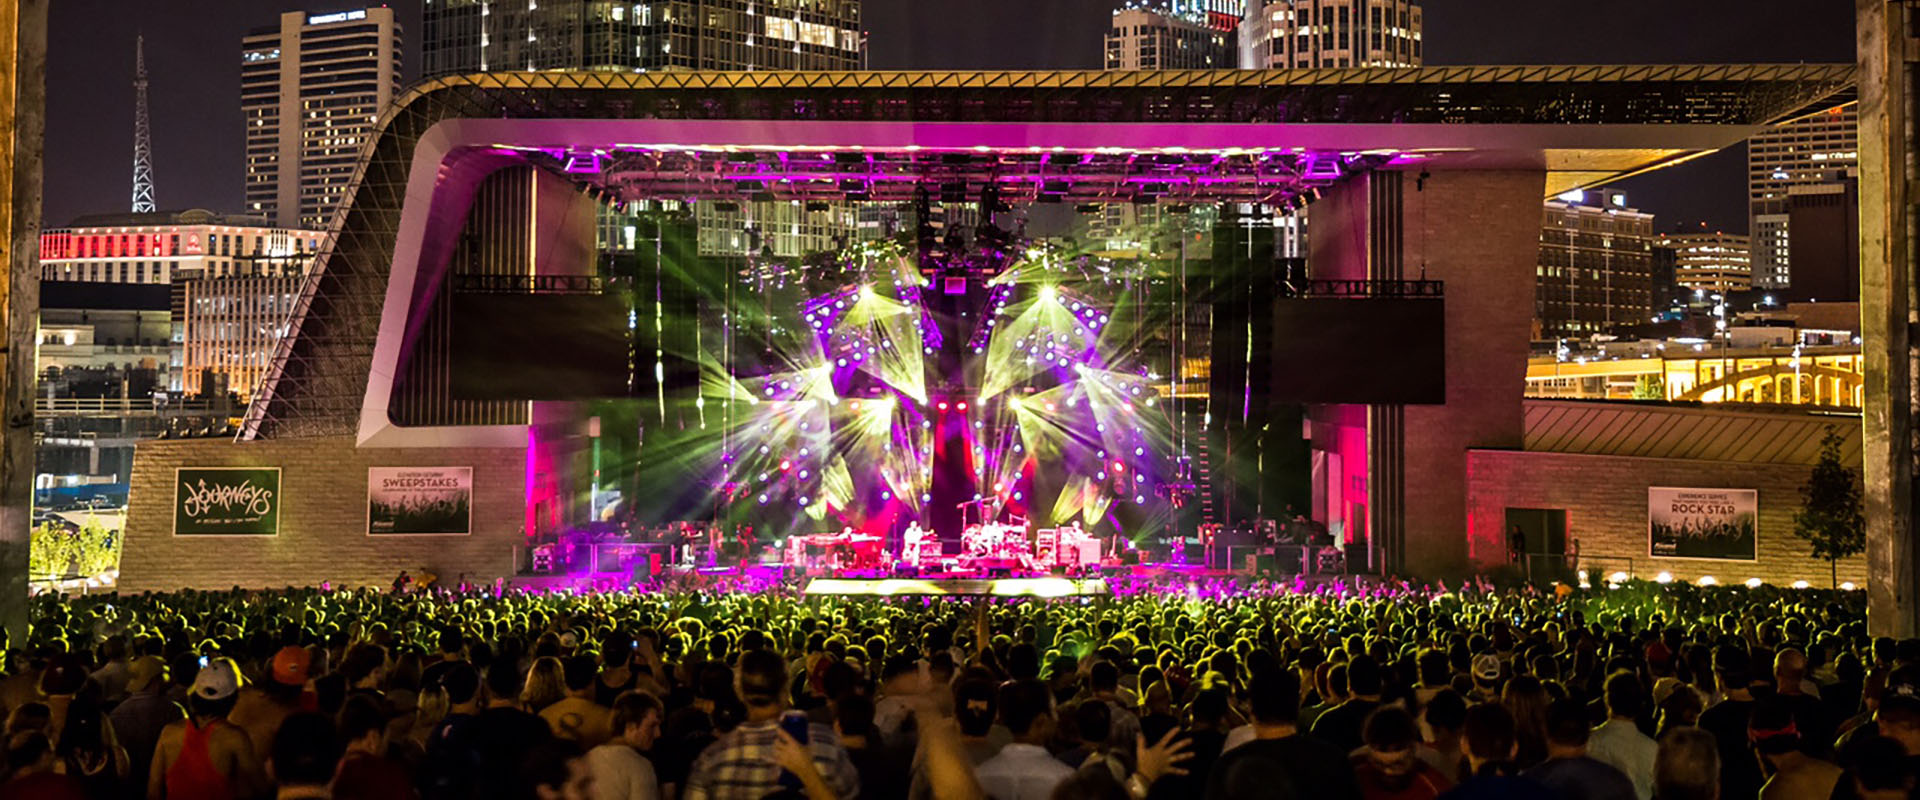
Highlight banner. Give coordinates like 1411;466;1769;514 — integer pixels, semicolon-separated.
1648;487;1758;561
368;467;472;535
174;468;280;536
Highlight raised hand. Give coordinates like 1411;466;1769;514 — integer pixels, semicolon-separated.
1135;728;1195;785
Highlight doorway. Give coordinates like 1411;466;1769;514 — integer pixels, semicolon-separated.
1504;508;1569;584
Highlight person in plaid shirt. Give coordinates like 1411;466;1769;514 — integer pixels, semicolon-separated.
684;649;860;800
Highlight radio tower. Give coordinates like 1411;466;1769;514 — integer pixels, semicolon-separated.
130;34;156;213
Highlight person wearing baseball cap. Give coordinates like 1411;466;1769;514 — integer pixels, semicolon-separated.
150;658;264;800
229;646;315;760
109;655;181;792
1471;653;1503;701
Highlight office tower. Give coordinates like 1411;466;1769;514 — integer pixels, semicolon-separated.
1747;102;1857;290
422;0;864;260
1784;178;1860;302
1536;189;1655;340
1105;5;1238;70
180;276;309;402
243;8;404;230
1660;231;1753;296
423;0;863;77
1239;0;1422;69
39;210;324;285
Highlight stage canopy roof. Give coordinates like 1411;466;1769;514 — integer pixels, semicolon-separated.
397;65;1855;203
244;65;1857;440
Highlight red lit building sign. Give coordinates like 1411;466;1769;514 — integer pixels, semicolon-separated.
39;231;177;260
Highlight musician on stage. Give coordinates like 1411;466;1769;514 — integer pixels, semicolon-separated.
902;522;928;567
738;524;757;563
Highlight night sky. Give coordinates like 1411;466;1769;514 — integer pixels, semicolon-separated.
44;0;1854;230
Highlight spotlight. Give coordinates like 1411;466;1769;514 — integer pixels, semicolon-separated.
562;149;603;174
1303;155;1342;180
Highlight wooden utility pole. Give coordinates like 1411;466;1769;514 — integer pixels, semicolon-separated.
1859;0;1919;637
0;0;46;642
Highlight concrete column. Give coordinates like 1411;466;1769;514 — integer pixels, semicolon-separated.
0;0;44;642
1859;0;1919;636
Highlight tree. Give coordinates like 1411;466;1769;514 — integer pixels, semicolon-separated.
28;522;77;582
70;517;121;579
1794;427;1865;588
26;517;123;586
1631;375;1665;401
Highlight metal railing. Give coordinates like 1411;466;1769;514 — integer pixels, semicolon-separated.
35;397;234;417
450;274;630;295
1279;279;1445;298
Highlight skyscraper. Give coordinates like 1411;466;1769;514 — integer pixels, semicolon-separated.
1104;5;1237;70
1239;0;1422;69
1747;102;1857;290
1784;178;1860;303
422;0;863;78
242;8;404;230
420;0;865;260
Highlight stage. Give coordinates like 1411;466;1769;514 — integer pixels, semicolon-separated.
801;577;1111;597
499;548;1392;599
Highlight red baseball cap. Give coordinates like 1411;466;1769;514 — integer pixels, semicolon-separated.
271;646;311;687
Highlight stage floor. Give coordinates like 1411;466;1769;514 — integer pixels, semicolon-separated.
801;576;1112;597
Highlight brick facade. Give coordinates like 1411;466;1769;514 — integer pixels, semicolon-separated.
1399;170;1545;576
121;436;526;591
1309;169;1544;577
1466;448;1867;588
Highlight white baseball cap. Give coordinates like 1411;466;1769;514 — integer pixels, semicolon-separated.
191;659;242;701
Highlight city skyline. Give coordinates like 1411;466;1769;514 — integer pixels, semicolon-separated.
42;0;1851;229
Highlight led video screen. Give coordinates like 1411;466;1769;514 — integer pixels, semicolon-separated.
449;292;631;400
1270;298;1445;404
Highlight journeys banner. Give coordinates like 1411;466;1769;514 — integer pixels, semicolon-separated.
175;467;281;535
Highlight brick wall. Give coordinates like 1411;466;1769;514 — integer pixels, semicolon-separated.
121;436;526;591
1400;171;1545;576
1466;448;1867;587
1308;169;1545;577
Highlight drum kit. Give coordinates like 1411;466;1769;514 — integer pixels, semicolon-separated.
960;522;1034;571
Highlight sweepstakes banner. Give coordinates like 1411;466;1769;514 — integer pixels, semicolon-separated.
368;467;472;535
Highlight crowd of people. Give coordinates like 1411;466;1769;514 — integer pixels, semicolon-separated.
0;577;1904;800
